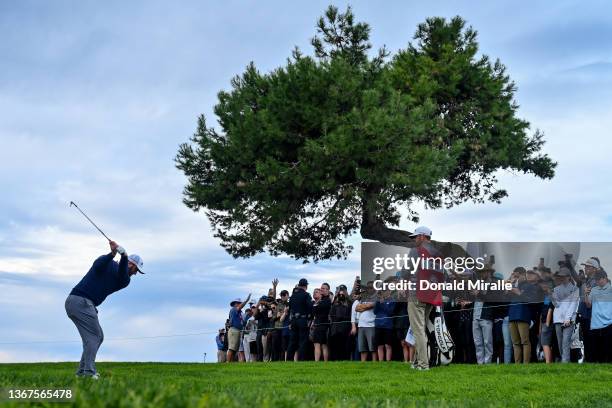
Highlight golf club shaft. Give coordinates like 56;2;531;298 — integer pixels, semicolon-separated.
70;201;111;241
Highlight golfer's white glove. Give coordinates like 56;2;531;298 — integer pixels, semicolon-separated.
116;246;127;256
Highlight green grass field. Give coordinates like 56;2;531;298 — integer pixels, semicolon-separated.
1;362;611;407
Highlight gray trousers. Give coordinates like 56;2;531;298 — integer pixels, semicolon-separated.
65;295;104;375
555;323;574;363
473;319;494;364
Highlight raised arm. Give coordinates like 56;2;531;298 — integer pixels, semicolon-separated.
238;293;252;311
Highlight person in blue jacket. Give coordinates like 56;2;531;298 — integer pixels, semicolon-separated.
65;240;144;378
374;288;396;361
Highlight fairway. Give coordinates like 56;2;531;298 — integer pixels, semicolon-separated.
1;362;611;407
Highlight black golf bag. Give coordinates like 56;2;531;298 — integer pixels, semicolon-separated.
426;305;455;366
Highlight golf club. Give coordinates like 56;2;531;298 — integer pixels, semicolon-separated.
69;201;111;242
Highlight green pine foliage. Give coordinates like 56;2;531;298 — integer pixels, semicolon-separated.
176;6;556;262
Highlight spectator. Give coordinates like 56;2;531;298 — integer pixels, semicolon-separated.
354;285;377;361
258;279;279;362
313;283;332;361
288;278;313;361
551;267;579;363
329;285;353;360
576;257;601;362
508;267;532;364
585;270;612;363
526;269;544;363
272;290;290;361
453;274;476;364
244;306;258;362
393;290;411;363
227;293;251;362
374;288;395;361
492;271;512;364
539;274;555;364
216;329;227;363
471;263;496;364
350;291;361;361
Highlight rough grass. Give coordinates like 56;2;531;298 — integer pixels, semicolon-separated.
1;362;611;407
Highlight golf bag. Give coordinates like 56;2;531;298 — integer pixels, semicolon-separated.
425;305;455;366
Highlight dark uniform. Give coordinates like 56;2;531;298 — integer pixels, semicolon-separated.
288;286;313;360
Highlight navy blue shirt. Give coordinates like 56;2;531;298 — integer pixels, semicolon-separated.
229;307;243;330
374;300;396;329
70;253;130;306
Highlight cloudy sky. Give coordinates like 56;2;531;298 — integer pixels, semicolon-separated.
1;0;611;363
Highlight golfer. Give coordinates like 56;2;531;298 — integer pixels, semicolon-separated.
65;240;144;378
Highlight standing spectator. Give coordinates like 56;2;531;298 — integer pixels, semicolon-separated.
539;275;555;363
227;293;251;362
312;283;332;361
492;271;512;364
374;288;396;361
216;329;227;363
551;267;579;363
406;226;443;371
244;306;258;362
350;292;361;361
260;279;279;362
471;264;496;364
453;275;476;364
526;270;544;362
575;257;600;362
329;285;353;360
271;290;290;361
585;270;612;363
508;267;533;364
393;291;411;363
354;285;377;361
288;278;313;361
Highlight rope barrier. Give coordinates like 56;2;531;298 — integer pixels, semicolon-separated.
0;299;563;345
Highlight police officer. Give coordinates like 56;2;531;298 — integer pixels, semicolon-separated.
288;278;313;361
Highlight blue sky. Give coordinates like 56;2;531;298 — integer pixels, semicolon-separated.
1;0;611;363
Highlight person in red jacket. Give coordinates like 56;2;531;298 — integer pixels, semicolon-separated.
406;226;443;370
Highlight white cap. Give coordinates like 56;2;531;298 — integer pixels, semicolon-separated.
128;254;145;274
581;257;600;269
409;226;432;238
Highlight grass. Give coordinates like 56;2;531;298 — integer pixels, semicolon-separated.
0;362;611;407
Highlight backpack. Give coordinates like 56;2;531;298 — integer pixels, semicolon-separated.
425;305;455;366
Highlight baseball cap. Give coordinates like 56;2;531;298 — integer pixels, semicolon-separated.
581;257;601;269
128;254;145;274
409;226;432;238
230;298;242;307
298;278;309;286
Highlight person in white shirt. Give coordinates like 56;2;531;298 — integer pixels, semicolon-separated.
352;286;378;361
551;267;579;363
244;306;259;362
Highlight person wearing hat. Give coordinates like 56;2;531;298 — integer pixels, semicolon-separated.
576;257;601;362
507;267;537;364
287;278;313;361
65;240;145;379
551;267;579;363
216;329;227;363
585;270;612;362
227;293;252;362
406;225;443;370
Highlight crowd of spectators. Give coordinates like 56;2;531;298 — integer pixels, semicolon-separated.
215;255;611;365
